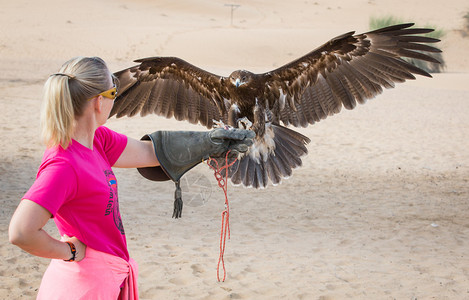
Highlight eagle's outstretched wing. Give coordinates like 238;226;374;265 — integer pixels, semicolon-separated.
110;57;230;128
262;23;441;127
109;23;441;189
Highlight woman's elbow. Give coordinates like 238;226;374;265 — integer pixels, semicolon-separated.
9;214;36;247
9;199;51;247
8;225;26;246
9;224;39;251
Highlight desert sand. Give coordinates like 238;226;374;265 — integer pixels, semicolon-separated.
1;0;469;299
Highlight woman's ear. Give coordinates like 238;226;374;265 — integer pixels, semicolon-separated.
94;95;104;113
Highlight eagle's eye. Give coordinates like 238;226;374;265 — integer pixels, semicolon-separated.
242;76;247;81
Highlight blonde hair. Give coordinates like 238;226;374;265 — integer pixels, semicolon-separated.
41;57;113;149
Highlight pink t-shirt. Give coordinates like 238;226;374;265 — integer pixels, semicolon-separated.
23;126;130;261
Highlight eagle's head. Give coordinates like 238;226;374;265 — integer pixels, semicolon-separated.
229;70;253;88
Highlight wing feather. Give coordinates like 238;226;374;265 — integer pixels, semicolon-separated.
264;23;441;127
324;72;350;113
311;74;330;118
110;57;228;128
116;81;152;117
173;86;188;121
140;83;160;116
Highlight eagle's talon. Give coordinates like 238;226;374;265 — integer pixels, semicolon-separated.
237;117;253;130
213;119;226;129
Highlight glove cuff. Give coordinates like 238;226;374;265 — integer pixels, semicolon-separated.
137;130;219;183
136;134;172;181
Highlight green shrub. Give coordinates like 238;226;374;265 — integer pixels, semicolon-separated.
369;16;445;73
464;12;469;33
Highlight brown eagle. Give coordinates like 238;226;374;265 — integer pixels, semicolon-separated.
110;23;441;188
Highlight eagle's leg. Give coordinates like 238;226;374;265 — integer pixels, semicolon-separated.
237;117;253;130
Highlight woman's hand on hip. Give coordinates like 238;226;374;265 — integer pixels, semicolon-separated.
61;235;87;262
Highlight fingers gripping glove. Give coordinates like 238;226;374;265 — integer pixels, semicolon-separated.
137;128;255;218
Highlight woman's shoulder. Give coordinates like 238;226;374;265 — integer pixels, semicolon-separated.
41;143;86;174
94;126;125;145
94;126;127;154
40;147;75;171
95;125;117;138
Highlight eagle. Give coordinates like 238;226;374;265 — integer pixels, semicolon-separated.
110;23;441;188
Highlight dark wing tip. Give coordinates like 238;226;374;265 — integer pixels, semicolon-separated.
133;57;158;63
367;23;415;34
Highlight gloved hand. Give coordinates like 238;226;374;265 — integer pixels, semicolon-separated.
137;128;255;218
137;128;255;182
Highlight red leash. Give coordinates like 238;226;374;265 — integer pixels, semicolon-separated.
207;151;238;282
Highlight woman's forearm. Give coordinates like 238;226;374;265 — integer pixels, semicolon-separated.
9;199;72;260
9;227;72;260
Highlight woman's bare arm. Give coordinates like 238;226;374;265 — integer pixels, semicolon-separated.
113;137;159;168
9;200;86;261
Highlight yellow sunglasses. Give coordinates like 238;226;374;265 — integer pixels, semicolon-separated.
88;84;117;101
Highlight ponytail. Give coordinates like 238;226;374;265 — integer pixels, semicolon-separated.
40;57;112;149
41;75;75;149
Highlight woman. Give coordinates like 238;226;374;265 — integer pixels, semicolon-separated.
8;56;254;299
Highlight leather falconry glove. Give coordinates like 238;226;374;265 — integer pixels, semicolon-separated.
137;128;255;218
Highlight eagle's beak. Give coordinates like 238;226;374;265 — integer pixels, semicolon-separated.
235;78;241;88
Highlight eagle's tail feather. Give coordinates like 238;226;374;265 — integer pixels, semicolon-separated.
265;156;282;186
224;124;310;188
